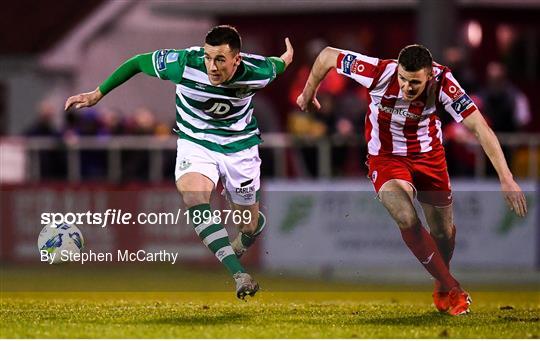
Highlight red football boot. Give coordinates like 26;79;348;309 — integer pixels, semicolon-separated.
433;280;450;312
447;287;472;316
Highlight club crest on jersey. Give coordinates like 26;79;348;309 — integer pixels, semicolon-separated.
342;54;357;75
236;87;251;98
371;171;378;183
178;158;191;171
451;94;473;115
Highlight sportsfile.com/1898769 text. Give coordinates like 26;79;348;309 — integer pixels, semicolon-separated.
40;209;253;228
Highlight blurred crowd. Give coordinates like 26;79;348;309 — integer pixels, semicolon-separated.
25;105;176;180
26;104;171;140
25;43;534;181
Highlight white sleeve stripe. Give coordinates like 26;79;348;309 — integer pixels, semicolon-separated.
240;52;266;60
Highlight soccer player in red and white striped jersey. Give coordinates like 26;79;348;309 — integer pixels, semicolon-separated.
297;44;527;316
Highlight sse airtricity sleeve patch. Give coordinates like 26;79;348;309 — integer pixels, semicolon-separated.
439;71;478;122
451;94;474;115
335;49;380;89
152;49;187;83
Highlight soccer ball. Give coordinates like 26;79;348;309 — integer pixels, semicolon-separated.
37;222;85;264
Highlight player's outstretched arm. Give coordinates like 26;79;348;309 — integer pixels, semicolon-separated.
297;47;340;112
462;110;527;217
64;53;155;111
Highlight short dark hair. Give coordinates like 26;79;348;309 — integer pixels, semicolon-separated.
398;44;433;72
205;25;242;52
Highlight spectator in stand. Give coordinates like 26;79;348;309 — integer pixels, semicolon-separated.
481;62;535;177
479;62;531;133
287;38;369;177
25;100;65;179
288;39;347;108
443;46;478;93
97;107;124;136
127;106;157;135
76;108;107;179
122;106;158;180
25;100;59;137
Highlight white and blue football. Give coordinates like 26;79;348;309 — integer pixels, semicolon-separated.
37;222;85;264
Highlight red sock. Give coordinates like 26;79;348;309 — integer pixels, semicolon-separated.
431;225;456;267
400;223;459;291
431;225;456;293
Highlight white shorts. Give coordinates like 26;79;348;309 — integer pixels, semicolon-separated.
174;138;261;205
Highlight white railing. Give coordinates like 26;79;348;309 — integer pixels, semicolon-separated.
2;133;538;182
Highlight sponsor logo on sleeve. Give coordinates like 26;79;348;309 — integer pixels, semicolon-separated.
156;50;170;71
351;60;366;75
446;84;464;100
342;54;357;75
451;94;473;115
166;52;179;63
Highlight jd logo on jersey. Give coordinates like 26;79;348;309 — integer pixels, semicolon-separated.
203;99;233;118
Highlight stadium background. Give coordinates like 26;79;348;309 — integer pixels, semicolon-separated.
1;0;539;296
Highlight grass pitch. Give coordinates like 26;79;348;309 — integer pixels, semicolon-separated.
1;266;539;338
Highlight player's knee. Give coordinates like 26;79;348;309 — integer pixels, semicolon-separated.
394;212;420;231
181;192;209;208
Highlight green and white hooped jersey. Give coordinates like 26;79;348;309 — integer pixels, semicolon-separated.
151;47;279;154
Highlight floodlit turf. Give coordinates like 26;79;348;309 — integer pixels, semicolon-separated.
1;291;538;338
1;266;539;338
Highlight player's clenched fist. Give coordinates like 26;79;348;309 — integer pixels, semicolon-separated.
296;93;321;112
64;87;104;111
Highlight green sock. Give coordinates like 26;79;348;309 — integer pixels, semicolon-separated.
240;212;266;249
189;204;244;275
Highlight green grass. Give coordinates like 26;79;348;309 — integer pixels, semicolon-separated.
1;291;539;338
1;266;539;338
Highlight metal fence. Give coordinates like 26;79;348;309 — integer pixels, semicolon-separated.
2;133;538;183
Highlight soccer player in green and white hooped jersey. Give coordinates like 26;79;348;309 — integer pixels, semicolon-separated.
65;25;294;299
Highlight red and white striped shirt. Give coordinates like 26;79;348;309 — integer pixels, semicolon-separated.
336;49;478;156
